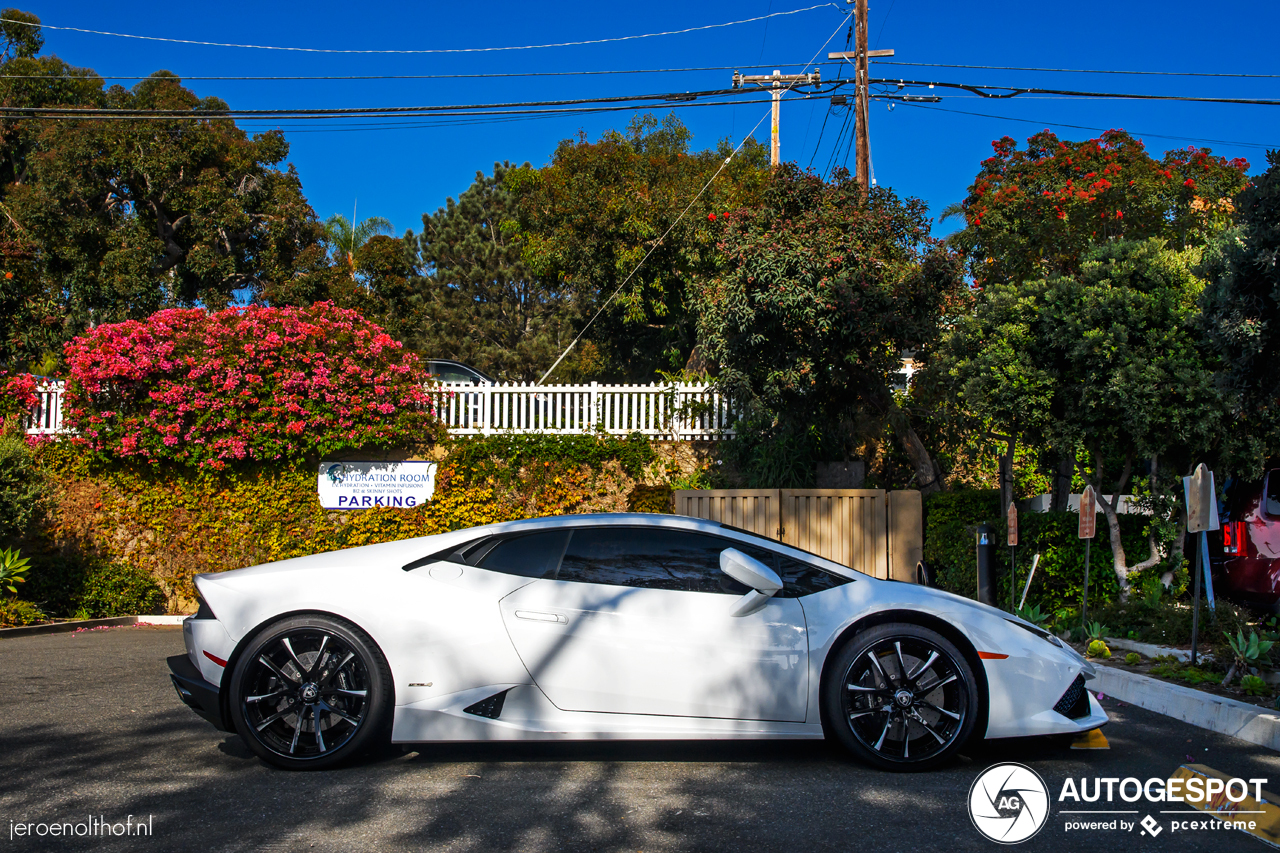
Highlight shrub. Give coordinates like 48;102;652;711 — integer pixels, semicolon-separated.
627;484;672;513
0;371;37;433
1241;675;1270;696
0;598;46;627
1125;652;1142;665
25;554;162;618
62;303;439;468
1086;639;1111;658
448;433;656;484
0;434;48;545
923;489;1148;611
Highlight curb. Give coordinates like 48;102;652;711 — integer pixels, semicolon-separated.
1104;636;1212;663
0;614;188;639
1092;663;1280;752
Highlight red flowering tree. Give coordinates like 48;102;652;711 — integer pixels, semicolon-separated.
952;129;1249;287
63;303;437;467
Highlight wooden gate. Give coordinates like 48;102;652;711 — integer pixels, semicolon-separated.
673;488;922;581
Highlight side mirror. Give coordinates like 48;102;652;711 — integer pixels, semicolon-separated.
720;548;782;617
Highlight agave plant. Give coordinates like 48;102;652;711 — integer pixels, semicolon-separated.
1084;621;1109;642
0;548;31;595
1222;630;1275;688
1014;603;1050;628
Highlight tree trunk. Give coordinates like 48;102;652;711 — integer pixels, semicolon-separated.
900;423;944;496
1129;454;1163;574
1085;451;1135;596
1050;455;1073;512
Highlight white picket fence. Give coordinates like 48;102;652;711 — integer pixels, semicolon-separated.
431;381;735;438
23;379;736;439
26;378;65;435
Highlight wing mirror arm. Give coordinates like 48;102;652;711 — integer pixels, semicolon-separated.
720;548;783;618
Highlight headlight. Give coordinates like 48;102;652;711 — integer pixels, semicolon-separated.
1006;617;1062;648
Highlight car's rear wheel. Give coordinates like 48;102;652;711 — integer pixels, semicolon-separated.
228;615;391;770
822;622;978;771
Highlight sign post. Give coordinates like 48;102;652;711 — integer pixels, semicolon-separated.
1078;486;1097;628
1184;464;1219;666
1007;502;1018;613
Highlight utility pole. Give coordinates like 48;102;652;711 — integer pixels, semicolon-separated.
732;69;821;167
828;0;894;190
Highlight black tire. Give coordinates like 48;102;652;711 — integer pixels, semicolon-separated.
228;614;392;770
822;622;979;771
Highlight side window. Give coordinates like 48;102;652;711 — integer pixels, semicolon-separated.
558;528;750;595
477;530;569;579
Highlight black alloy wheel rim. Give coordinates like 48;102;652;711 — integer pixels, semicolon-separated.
240;629;370;760
840;636;967;763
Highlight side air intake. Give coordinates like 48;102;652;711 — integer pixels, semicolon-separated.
463;689;511;719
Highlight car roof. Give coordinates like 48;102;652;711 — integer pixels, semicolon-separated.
426;359;496;383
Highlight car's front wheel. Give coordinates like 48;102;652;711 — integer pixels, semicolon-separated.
228;615;391;770
822;622;978;771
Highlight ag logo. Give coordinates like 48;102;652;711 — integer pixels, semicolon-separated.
968;763;1050;844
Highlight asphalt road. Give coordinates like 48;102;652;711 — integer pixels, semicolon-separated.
0;626;1275;853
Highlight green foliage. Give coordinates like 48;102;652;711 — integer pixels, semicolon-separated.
76;560;164;618
410;162;575;382
448;433;655;484
1241;675;1270;696
1125;652;1142;665
1086;639;1111;658
511;114;770;379
0;546;30;593
692;163;964;467
0;64;330;364
1199;150;1280;470
0;597;45;627
720;421;820;488
1014;603;1050;628
1085;621;1109;641
0;434;47;543
923;489;1144;609
1150;662;1222;686
24;553;161;618
932;240;1230;581
1226;630;1275;668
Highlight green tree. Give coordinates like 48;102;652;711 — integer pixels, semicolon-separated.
0;11;330;367
323;212;395;277
510;114;769;380
1200;150;1280;471
410;162;574;381
939;239;1228;591
691;165;964;488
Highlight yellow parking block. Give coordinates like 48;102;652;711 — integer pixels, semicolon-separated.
1070;729;1110;749
1169;764;1280;848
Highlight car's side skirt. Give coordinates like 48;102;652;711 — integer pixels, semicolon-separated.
390;684;826;742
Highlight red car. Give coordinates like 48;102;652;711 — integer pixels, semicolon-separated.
1214;469;1280;612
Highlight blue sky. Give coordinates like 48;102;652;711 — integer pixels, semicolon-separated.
25;1;1280;239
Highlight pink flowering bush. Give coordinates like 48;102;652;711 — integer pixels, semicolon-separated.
63;303;437;467
0;372;38;434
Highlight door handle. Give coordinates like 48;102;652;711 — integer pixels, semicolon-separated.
514;610;567;624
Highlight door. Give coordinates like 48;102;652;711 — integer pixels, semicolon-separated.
499;527;809;722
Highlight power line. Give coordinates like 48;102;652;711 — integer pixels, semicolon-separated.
0;86;795;119
2;5;839;54
0;62;841;82
883;99;1280;150
872;77;1280;107
872;60;1280;80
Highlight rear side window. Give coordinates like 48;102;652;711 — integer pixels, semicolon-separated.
478;530;570;579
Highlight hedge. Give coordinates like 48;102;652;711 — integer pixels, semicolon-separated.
924;489;1151;615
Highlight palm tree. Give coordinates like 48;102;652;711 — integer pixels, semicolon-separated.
323;211;395;278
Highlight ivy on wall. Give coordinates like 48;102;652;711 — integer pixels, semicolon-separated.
28;433;665;611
